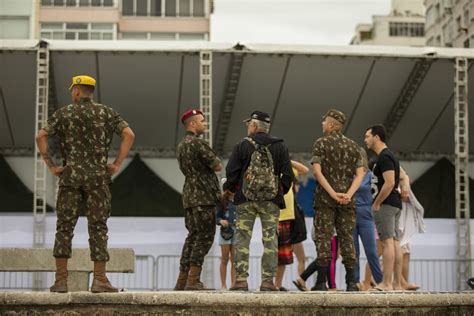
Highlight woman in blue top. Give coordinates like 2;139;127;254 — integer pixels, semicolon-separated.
353;148;383;289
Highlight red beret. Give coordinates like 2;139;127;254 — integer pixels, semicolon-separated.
181;109;203;123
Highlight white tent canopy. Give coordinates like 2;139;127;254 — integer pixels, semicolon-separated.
0;40;473;158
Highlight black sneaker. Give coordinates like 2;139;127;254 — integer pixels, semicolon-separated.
467;278;474;290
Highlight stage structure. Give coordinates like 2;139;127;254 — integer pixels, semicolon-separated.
0;40;472;289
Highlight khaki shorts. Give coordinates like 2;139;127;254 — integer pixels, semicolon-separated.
373;204;401;241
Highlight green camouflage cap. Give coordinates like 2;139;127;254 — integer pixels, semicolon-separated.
323;109;346;125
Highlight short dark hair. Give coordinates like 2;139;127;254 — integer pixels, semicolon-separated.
366;124;387;142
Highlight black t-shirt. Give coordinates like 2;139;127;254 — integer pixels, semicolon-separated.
371;148;402;209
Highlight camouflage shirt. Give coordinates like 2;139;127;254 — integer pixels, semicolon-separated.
311;131;363;207
177;131;221;209
43;98;129;187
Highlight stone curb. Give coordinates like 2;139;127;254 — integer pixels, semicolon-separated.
1;291;473;308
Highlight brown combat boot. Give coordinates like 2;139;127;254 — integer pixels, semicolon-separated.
50;258;68;293
91;261;119;293
174;269;189;291
229;280;249;291
184;266;213;290
260;280;279;291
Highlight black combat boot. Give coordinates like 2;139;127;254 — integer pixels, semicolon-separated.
345;266;359;292
311;266;328;291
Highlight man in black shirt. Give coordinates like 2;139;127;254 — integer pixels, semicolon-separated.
364;124;403;291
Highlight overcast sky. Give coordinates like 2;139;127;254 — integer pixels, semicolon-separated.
211;0;392;45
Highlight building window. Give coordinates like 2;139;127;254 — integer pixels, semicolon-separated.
165;0;176;16
442;21;454;45
121;32;148;39
120;31;208;40
0;17;30;39
193;0;204;17
150;0;162;16
389;22;425;37
40;22;115;40
179;0;190;17
41;0;114;7
121;0;205;17
359;31;372;41
150;32;176;40
426;5;438;28
178;32;205;40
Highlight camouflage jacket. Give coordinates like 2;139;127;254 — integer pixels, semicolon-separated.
311;131;362;208
43;98;129;187
177;131;221;209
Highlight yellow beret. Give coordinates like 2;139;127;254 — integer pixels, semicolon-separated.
69;75;96;90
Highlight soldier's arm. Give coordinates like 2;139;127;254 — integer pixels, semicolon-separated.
311;139;341;202
108;127;135;176
312;163;340;202
197;139;222;172
344;166;365;201
36;110;64;176
36;129;64;176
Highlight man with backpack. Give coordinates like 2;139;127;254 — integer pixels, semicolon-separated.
223;110;293;291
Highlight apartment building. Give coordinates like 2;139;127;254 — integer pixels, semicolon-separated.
351;0;426;46
0;0;212;41
425;0;474;47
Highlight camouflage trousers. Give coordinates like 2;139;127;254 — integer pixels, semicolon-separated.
179;205;216;271
234;201;279;282
53;185;111;262
314;204;356;267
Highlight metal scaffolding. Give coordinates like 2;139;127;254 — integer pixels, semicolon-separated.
384;59;433;141
454;57;471;291
199;51;213;147
33;41;50;290
199;51;214;286
214;53;244;154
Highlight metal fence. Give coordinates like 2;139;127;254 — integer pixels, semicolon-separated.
1;255;473;292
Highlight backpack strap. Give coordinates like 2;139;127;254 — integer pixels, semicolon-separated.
245;137;257;147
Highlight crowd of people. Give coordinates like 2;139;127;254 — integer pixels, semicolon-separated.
38;74;425;293
175;106;425;292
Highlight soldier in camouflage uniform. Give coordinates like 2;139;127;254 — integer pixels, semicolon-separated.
311;109;365;291
174;109;223;291
36;75;135;293
223;111;293;291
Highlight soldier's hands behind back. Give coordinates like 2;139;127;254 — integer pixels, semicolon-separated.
107;163;120;176
334;193;350;205
49;166;65;177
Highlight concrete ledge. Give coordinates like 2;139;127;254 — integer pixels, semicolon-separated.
0;248;135;272
1;291;473;315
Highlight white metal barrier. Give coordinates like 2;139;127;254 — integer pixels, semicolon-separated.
1;255;473;292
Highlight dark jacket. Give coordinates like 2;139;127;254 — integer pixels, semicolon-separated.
223;132;293;209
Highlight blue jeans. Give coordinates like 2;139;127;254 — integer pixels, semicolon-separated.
353;205;383;284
